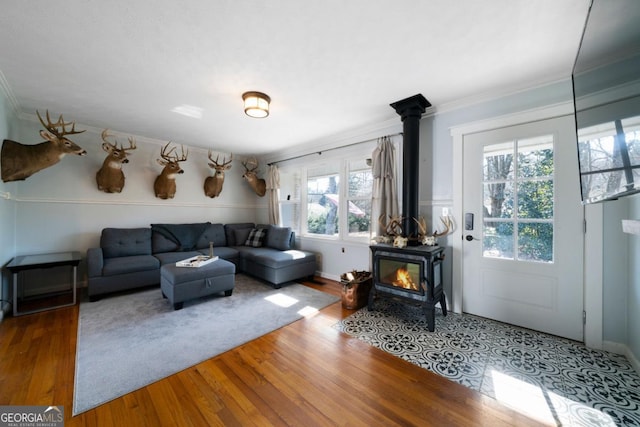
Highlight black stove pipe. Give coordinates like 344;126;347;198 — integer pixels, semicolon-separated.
390;94;431;243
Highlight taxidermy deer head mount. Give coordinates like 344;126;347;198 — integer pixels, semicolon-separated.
154;142;188;199
204;150;232;198
241;157;266;197
1;110;86;182
96;129;136;193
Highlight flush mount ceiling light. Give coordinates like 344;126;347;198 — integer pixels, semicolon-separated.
242;91;271;118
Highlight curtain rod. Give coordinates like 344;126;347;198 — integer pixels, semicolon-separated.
267;132;402;166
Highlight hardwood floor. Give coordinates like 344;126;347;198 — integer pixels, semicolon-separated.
0;277;549;426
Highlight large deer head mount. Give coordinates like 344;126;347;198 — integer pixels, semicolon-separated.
96;129;136;193
153;142;188;199
1;110;86;182
241;157;266;197
204;150;232;198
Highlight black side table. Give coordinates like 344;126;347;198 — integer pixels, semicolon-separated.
6;252;81;316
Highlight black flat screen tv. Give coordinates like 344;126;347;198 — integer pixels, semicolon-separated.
572;0;640;204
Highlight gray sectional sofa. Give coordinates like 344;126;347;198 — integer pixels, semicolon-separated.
86;222;317;301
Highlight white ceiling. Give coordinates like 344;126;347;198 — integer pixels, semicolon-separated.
0;1;591;156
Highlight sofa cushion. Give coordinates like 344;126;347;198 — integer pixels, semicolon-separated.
245;228;267;247
234;228;253;247
197;246;239;261
224;223;255;246
102;255;159;276
153;251;204;266
265;226;293;251
238;247;316;269
101;228;152;259
196;223;227;249
151;223;210;252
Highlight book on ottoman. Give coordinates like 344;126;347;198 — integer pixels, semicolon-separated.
176;255;218;268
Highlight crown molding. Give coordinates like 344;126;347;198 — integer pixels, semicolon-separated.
264;116;402;165
434;75;572;116
0;69;20;113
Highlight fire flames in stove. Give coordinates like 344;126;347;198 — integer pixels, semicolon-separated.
387;267;420;291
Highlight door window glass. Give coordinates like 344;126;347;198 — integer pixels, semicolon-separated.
482;135;554;263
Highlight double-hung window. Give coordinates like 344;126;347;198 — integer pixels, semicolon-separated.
345;158;373;239
276;152;376;241
303;157;374;240
278;167;301;235
306;164;341;237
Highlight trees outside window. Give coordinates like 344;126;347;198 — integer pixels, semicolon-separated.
307;166;341;237
482;135;554;263
346;158;373;239
577;116;640;203
302;157;374;240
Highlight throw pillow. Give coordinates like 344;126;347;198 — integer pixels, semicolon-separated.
234;228;253;247
265;226;292;251
245;228;267;247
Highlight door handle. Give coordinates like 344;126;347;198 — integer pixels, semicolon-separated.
465;235;478;241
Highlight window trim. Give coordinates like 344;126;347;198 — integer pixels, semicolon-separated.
275;137;401;244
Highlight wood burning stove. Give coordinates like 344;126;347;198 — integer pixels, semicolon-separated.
370;93;447;331
369;244;447;331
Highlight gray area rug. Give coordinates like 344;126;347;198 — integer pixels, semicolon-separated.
74;274;338;415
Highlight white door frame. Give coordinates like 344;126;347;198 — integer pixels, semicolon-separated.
450;101;603;349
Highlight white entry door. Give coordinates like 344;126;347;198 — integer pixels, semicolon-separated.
462;115;584;341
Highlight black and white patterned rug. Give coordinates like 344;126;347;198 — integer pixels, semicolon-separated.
334;300;640;426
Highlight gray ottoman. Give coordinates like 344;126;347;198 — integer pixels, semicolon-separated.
160;259;235;310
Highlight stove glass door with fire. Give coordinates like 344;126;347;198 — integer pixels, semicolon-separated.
369;244;446;331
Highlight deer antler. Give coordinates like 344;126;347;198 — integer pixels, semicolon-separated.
160;142;188;162
413;217;428;237
124;137;136;151
160;142;176;160
101;129;136;151
37;110;85;137
101;129;118;150
208;150;232;167
242;157;259;172
379;214;403;237
176;144;188;162
433;216;453;238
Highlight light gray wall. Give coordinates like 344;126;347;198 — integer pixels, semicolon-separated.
0;90;16;319
603;199;630;344
8;116;267;285
427;80;575;201
420;79;577;321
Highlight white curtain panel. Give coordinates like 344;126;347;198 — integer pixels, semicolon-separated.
371;136;399;237
267;164;281;225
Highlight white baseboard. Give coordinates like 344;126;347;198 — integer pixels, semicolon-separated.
603;340;640;375
603;340;627;355
318;271;340;282
625;346;640;376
